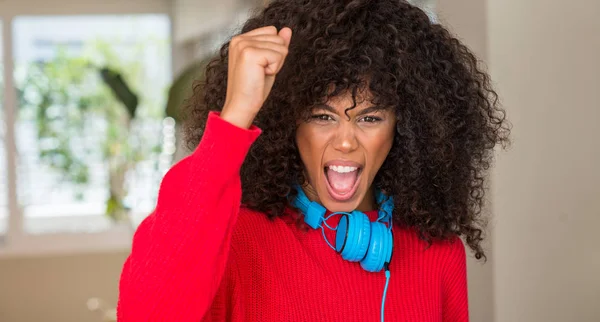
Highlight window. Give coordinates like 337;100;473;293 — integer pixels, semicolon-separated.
13;15;172;234
1;13;173;255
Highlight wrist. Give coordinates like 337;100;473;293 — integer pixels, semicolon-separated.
220;106;257;129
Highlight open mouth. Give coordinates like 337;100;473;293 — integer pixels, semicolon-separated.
324;163;363;202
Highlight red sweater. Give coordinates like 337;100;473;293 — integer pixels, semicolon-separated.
117;112;469;322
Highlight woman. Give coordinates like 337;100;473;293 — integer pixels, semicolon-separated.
118;1;509;321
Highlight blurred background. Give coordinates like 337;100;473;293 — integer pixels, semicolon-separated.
0;0;597;321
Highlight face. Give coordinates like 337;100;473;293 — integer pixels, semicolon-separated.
295;91;396;212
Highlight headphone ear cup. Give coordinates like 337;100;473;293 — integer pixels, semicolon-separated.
360;222;393;272
335;211;371;262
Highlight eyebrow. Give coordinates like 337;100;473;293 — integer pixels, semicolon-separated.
313;104;387;116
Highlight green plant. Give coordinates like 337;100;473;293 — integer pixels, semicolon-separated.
16;39;166;222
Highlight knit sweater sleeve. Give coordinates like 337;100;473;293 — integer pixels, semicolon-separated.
117;112;261;321
442;237;469;322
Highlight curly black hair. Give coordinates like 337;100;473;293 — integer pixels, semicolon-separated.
184;0;510;260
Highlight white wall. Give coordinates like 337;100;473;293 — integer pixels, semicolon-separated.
173;0;253;44
488;0;600;321
441;0;600;321
0;0;169;15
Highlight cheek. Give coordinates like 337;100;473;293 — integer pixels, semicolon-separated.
296;126;328;178
365;128;395;171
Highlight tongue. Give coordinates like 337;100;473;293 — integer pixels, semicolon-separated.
326;170;358;194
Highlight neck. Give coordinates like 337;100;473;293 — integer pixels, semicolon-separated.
301;183;376;212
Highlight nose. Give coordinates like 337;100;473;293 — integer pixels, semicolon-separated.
332;122;359;153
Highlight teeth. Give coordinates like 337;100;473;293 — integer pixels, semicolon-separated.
328;165;358;173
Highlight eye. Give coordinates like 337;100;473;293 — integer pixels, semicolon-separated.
359;115;382;123
310;114;334;122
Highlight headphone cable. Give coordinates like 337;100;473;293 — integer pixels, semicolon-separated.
381;263;391;322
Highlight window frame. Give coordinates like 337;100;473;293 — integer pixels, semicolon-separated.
0;0;174;258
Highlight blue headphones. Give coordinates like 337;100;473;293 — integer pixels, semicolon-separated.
290;185;394;321
290;185;394;272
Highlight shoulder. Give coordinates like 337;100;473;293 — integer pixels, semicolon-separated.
431;234;466;260
394;228;466;265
